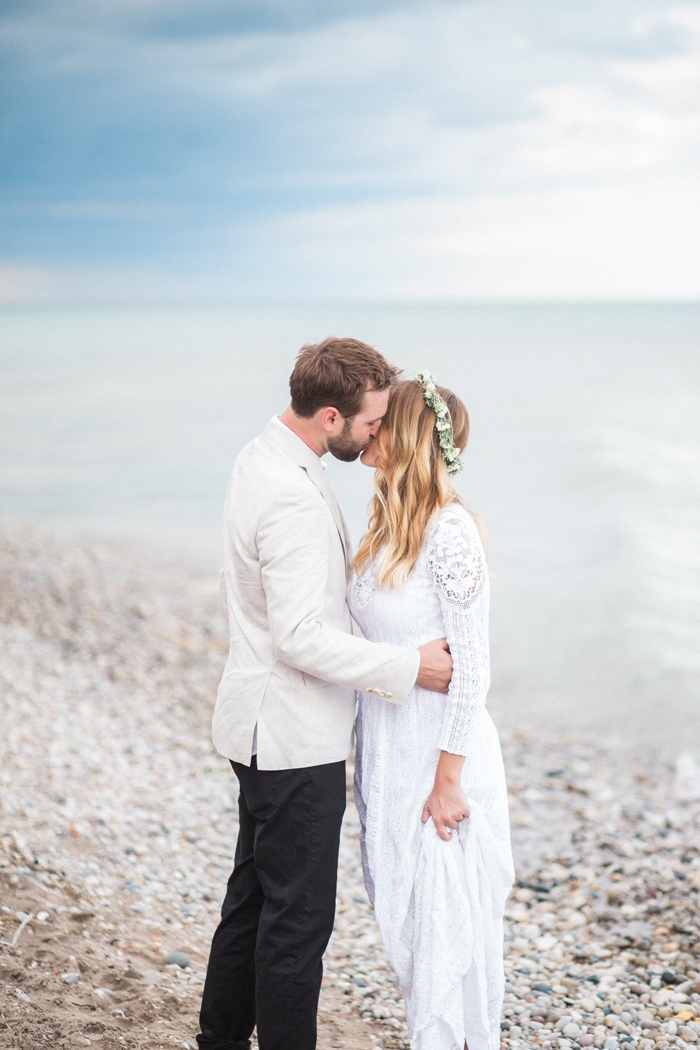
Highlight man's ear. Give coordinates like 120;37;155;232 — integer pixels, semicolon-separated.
318;406;342;432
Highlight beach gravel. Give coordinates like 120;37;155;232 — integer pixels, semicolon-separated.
1;525;699;1050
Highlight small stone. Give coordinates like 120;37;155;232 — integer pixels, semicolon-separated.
580;998;597;1013
372;1004;391;1019
142;970;164;985
577;1038;594;1047
15;989;31;1003
564;1023;582;1037
36;911;49;922
63;974;79;984
535;983;553;993
166;951;190;968
604;1039;619;1050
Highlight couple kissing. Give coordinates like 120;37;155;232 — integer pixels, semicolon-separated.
196;337;514;1050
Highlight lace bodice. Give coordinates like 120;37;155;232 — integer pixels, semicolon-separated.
350;503;491;756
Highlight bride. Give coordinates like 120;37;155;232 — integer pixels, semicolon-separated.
350;373;514;1050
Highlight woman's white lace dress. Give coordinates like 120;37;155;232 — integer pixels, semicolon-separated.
350;504;514;1050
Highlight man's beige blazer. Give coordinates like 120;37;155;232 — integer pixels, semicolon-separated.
212;416;420;770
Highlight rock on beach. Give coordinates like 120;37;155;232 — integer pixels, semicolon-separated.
1;524;699;1050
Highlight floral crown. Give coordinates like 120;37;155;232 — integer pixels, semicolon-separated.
415;370;464;476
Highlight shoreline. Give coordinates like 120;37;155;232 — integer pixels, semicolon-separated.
1;524;699;1050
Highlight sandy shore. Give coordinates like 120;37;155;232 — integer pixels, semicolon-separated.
1;525;699;1050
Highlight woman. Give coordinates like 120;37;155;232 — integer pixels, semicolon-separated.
350;373;514;1050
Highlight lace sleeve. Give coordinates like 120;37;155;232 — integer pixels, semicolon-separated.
426;511;490;756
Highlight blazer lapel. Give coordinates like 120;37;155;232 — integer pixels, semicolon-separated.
305;467;353;581
262;417;353;579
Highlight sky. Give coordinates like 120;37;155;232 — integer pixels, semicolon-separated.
1;0;699;303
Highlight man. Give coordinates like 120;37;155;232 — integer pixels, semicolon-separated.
197;337;453;1050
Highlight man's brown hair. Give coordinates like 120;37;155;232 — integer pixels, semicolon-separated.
289;337;400;419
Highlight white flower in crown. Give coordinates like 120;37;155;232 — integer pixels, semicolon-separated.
414;370;464;476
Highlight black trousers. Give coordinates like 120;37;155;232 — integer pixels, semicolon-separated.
197;756;346;1050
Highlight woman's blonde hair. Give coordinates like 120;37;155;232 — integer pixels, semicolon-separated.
354;378;478;589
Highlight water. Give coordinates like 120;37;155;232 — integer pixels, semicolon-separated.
1;303;698;745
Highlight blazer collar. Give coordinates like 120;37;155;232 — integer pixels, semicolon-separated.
263;417;352;572
264;415;324;478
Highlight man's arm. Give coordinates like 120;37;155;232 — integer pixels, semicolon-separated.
257;488;451;702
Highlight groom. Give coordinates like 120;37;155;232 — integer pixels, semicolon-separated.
197;337;453;1050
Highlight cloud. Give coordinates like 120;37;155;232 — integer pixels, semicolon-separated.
0;260;231;303
0;265;58;305
0;0;699;301
240;175;700;300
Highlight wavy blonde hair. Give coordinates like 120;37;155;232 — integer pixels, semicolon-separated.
354;379;478;589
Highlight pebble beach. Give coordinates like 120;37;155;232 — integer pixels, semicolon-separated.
1;525;700;1050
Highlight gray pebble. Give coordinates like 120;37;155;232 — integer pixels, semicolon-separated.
63;974;79;985
166;951;190;968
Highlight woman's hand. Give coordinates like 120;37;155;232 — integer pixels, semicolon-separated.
421;751;470;842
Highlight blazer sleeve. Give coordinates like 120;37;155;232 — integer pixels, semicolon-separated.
256;485;419;705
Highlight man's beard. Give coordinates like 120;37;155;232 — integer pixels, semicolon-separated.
327;418;365;462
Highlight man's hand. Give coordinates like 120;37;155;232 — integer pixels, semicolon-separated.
421;752;469;841
416;638;452;693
